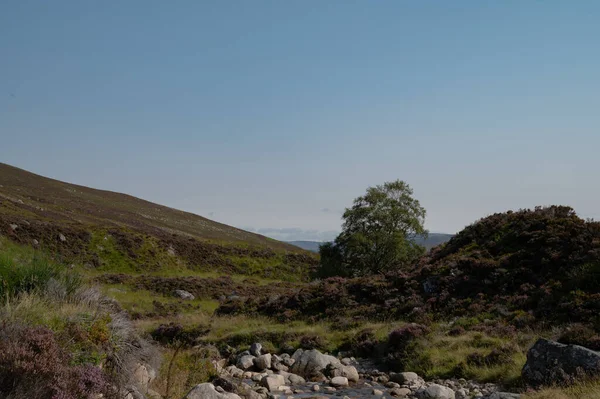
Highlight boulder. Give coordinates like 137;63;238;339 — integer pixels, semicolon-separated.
522;338;600;387
323;363;359;382
250;343;263;357
213;377;237;393
254;354;272;371
330;377;349;387
416;384;455;399
260;375;286;392
488;393;520;399
237;355;256;370
184;383;242;399
390;371;420;385
174;289;195;300
287;373;306;385
373;389;384;396
290;349;341;377
133;363;155;392
390;387;412;397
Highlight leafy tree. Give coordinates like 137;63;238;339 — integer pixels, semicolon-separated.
318;180;427;277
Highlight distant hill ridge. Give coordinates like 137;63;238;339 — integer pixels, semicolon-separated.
288;233;454;252
0;163;315;281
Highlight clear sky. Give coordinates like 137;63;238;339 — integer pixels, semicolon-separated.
2;1;600;241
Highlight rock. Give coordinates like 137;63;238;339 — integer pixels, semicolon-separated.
329;377;349;387
261;375;286;392
213;377;237;393
323;363;359;382
390;372;420;385
184;383;242;399
390;387;412;397
455;388;468;399
416;384;455;399
174;289;195;300
488;393;520;399
386;382;401;388
237;355;256;370
522;338;600;387
290;349;341;377
9;224;18;231
311;384;320;392
58;233;67;242
133;363;155;391
251;343;263;357
254;354;272;371
324;386;337;392
341;358;353;366
373;389;384;396
32;239;39;245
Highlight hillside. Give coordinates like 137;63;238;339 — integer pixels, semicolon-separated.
0;163;316;280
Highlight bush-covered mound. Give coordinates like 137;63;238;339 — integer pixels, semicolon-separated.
219;206;600;328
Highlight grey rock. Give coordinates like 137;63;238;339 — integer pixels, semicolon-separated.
323;363;359;382
174;289;195;300
417;384;455;399
184;383;242;399
254;354;272;371
290;349;341;377
32;239;39;245
390;387;412;397
522;338;600;387
390;371;420;385
372;389;384;396
58;233;67;242
251;343;263;357
237;355;256;370
9;224;18;231
487;393;520;399
261;375;286;392
287;374;306;385
329;376;349;387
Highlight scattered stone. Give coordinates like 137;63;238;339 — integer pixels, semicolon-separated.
416;384;455;399
522;338;600;387
174;289;195;300
488;393;520;399
254;354;272;371
287;374;306;385
237;355;256;370
311;384;320;392
324;386;337;393
386;382;401;388
390;371;421;385
58;233;66;242
9;224;18;231
291;349;341;377
32;239;39;246
324;363;359;382
455;388;468;399
390;387;412;397
329;376;349;387
251;343;263;357
372;389;384;396
184;383;242;399
132;363;155;391
213;377;237;393
261;375;286;392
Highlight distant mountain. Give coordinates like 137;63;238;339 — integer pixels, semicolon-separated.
288;233;454;253
287;241;324;252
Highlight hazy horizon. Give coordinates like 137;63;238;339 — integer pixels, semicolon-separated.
3;2;600;241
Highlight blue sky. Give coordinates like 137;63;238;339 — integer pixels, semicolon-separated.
2;1;600;241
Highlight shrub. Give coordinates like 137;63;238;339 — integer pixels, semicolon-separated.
299;334;328;351
558;324;600;351
0;325;109;399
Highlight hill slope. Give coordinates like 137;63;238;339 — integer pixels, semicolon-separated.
0;163;315;280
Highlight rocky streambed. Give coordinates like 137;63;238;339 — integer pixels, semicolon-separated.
184;343;520;399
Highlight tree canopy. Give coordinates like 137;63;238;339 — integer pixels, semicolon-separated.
317;180;427;277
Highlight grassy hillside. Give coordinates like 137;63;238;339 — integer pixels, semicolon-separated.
0;163;316;281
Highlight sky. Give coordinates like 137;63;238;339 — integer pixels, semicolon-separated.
2;1;600;242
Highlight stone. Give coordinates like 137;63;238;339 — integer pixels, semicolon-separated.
488;393;520;399
174;289;195;300
324;363;360;382
390;372;421;385
184;383;242;399
251;343;263;357
341;358;353;366
280;354;295;367
522;338;600;387
455;388;468;399
254;354;272;370
287;373;306;385
324;386;337;392
32;239;39;245
390;387;412;397
237;355;256;370
58;233;67;242
329;377;349;387
132;363;155;391
416;384;455;399
290;349;341;377
261;375;286;392
311;384;320;392
385;382;401;388
9;224;18;231
213;377;237;393
373;389;384;396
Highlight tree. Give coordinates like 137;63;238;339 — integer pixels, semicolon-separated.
319;180;427;277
